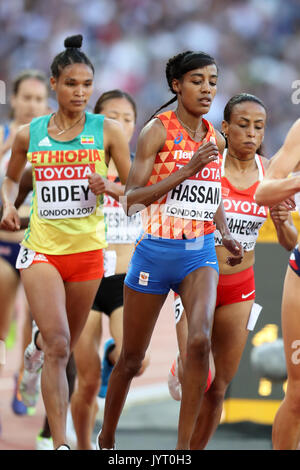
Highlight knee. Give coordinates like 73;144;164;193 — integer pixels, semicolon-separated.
77;371;101;401
121;352;144;378
187;332;211;361
285;380;300;415
44;333;70;364
135;352;150;377
206;380;227;408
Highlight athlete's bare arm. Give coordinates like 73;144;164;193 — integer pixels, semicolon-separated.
260;155;298;251
103;118;131;184
124;118;219;215
88;118;131;196
255;119;300;206
0;125;29;231
14;165;33;209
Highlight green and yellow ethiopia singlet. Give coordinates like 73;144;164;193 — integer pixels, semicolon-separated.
22;112;108;254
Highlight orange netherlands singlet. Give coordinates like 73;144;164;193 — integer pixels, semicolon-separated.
142;111;222;239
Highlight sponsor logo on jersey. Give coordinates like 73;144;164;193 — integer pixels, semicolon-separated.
38;136;52;147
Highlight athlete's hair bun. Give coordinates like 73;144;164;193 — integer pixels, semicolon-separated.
64;35;83;49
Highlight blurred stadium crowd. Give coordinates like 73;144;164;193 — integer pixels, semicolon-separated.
1;0;300;156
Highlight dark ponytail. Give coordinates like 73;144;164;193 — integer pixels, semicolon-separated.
148;51;217;122
50;34;94;78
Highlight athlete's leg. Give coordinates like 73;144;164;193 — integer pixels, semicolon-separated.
71;309;102;449
0;257;19;347
109;306;150;375
190;299;252;449
39;353;77;442
272;267;300;449
176;266;218;450
21;263;70;448
21;263;100;448
98;286;167;449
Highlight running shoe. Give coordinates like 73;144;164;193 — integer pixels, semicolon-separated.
20;321;44;407
11;373;28;415
95;429;115;450
99;338;115;398
36;430;53;450
168;353;182;401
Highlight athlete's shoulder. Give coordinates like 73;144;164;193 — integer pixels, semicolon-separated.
214;129;226;154
259;154;270;170
86;111;104;123
155;110;175;122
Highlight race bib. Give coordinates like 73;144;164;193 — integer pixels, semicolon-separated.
165;179;221;221
214;213;266;252
103;250;117;277
174;294;184;325
104;203;142;244
16;245;36;269
35;164;97;219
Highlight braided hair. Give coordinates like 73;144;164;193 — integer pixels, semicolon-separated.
148;51;217;121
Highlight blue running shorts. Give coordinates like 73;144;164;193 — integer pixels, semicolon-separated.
125;232;219;295
0;240;21;275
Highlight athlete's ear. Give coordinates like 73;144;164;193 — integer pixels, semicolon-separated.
172;78;181;95
50;76;57;92
221;120;228;138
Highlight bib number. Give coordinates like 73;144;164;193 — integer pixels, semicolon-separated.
165;180;221;221
174;295;184;325
16;246;36;269
103;250;117;278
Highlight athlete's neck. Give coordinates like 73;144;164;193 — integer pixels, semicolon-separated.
227;149;256;162
54;109;85;128
175;109;204;138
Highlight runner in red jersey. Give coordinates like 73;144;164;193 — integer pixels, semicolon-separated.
96;51;243;451
168;93;297;449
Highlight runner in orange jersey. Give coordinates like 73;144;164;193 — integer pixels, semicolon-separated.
97;51;243;451
0;34;131;450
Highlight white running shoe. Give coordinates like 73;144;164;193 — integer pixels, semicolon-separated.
168;353;182;401
56;445;70;450
20;321;44;407
95;429;115;450
36;431;53;450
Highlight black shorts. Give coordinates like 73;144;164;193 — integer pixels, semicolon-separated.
92;273;126;316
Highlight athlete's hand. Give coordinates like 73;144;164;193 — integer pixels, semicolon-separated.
88;173;109;195
270;199;294;225
0;204;21;231
222;234;244;266
185;142;219;177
